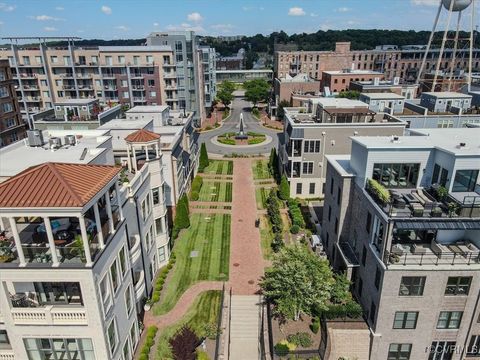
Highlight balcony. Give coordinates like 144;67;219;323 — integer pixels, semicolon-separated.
129;235;141;267
133;270;146;302
10;306;87;325
0;350;14;360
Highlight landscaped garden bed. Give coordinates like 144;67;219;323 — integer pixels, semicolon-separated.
252;159;271;180
153;213;230;316
203;160;234;175
216;132;267;146
198;181;233;202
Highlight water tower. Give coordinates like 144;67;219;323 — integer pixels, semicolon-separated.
416;0;476;92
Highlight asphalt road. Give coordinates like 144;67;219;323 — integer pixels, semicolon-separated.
199;97;281;155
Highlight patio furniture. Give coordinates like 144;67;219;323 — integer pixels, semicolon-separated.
431;240;449;259
391;243;409;256
431;206;443;217
412;243;427;255
403;193;420;204
410;203;424;217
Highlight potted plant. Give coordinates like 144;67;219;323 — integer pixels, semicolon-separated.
144;298;153;311
435;186;448;201
448;202;459;217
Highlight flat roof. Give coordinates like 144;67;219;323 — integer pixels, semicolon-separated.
361;93;405;100
98;45;172;52
325;155;355;177
422;92;472;99
352;128;480;156
126;105;169;113
323;70;383;76
310;97;368;108
0;130;111;178
55;99;96;105
98;118;152;130
216;69;273;74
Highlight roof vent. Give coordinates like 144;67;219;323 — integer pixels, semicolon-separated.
49;137;62;149
64;134;76;146
391;135;400;143
459;142;466;148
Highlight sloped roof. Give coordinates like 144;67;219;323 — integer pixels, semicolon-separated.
125;129;160;143
0;162;120;208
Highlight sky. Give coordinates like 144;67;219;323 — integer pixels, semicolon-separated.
0;0;476;40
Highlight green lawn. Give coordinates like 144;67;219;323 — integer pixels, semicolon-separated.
259;215;274;260
204;160;234;175
156;290;222;359
252;159;271;180
198;181;233;202
153;214;230;316
255;187;270;210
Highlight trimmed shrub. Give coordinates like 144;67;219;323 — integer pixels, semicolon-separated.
290;224;300;234
279;175;290;200
198;143;209;172
287;332;313;348
196;350;211;360
138;325;158;359
274;340;297;356
366;178;391;205
169;326;200;360
151;293;160;303
174;195;190;231
310;318;320;334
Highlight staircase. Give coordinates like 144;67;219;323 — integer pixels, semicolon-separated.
229;295;262;360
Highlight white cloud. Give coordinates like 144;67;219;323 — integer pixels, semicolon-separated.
210;23;234;31
336;7;351;12
77;29;85;33
153;22;159;27
288;7;306;16
0;3;15;11
115;25;129;31
411;0;438;5
187;12;203;22
44;26;57;31
310;12;319;17
29;15;64;21
101;5;112;15
166;23;204;32
55;6;64;11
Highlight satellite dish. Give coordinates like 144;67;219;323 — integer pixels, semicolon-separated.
442;0;472;12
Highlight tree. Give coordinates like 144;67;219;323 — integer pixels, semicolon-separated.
198;143;209;172
278;175;290;200
216;81;235;108
268;148;279;181
330;273;352;305
169;326;200;360
337;90;360;100
245;50;259;69
260;245;335;320
173;194;190;238
244;79;270;108
277;100;291;120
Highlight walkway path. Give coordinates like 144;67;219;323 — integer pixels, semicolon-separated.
230;158;265;295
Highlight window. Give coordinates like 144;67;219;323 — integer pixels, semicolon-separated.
123;339;131;360
366;212;372;233
303;140;321;153
152;187;160;205
123;91;129;98
302;162;313;174
337;187;341;205
388;343;411;360
2;103;13;113
5;118;15;128
437;311;462;329
334;218;338;234
110;260;119;293
372;163;420;188
361;246;367;266
105;56;112;66
445;277;471;296
107;318;117;354
372;217;384;251
35;56;42;64
467;335;480;356
100;274;112;313
158;246;166;262
130;321;138;346
24;338;94;360
121;80;128;87
146;55;154;64
50;56;58;63
370;301;376;323
33;282;82;305
452;169;478;192
374;267;381;289
393;312;418;329
296;183;302;195
399;276;426;296
428;341;457;360
118;55;125;64
125;285;133;316
328;206;332;221
119;247;127;277
309;183;315;194
0;330;9;346
0;86;8;97
91;55;98;64
330;177;334;194
148;79;155;87
133;55;140;65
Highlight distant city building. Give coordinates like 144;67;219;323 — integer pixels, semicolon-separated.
419;92;472;113
215;69;273;84
0;59;26;147
216;48;245;70
359;93;406;114
321;69;384;95
349;79;418;99
274;73;321;103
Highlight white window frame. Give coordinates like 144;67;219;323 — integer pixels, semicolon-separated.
107;318;118;355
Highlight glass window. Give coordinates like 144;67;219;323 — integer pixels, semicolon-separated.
33;282;82;306
24;338;94;360
309;183;315;195
437;311;463;329
370;301;376;323
366;212;372;233
0;330;9;345
110;260;119;293
374;267;381;289
302;162;313;174
155;217;164;236
467;335;480;356
125;285;133;317
393;312;418;329
372;163;420;188
296;183;302;194
452;170;478;192
108;319;117;354
119;247;127;277
123;339;131;360
388;343;412;360
428;341;457;360
399;276;426;296
100;274;112;313
152;187;160;205
130;321;138;350
445;277;471;296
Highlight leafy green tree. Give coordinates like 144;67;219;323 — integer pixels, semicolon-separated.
244;79;270;108
220;80;236;94
198;143;209;172
278;175;290;200
216;81;235;108
261;245;335;320
245;50;259;69
337;90;360;100
330;273;352;305
268;148;279;181
277;100;291;120
172;194;190;239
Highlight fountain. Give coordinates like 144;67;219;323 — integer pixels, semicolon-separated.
235;113;248;140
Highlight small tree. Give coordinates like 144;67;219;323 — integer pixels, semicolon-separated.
198;143;209;172
173;194;190;236
278;175;290;200
261;245;335;320
330;273;352;305
244;79;270;108
277;99;291;120
269;148;279;181
169;326;200;360
337;90;360;100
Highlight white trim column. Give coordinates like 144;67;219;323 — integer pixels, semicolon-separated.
0;217;6;231
155;143;160;158
105;192;114;233
145;145;149;161
114;182;124;221
8;217;25;266
132;145;137;172
126;144;132;172
79;216;92;266
43;217;59;266
93;203;105;249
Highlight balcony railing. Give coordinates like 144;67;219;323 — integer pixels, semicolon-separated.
10;306;87;325
0;350;15;360
129;235;141;266
133;270;146;302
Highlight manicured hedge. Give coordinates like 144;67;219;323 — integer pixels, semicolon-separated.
287;198;305;229
138;325;158;360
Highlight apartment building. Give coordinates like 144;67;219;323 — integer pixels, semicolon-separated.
0;59;26;147
0;39;178;121
321;69;384;94
274;73;321;103
349;79;418;99
146;31;216;125
275;41;480;84
0;128;170;360
321;128;480;360
359;93;406;114
279;98;406;198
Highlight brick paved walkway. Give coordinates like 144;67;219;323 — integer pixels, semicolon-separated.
230;158;266;295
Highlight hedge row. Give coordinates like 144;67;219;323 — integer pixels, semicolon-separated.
287;198;306;229
190;175;203;201
151;252;176;304
266;189;284;252
138;326;158;360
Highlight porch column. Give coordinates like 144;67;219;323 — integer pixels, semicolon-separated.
114;182;124;221
93;203;105;248
105;192;115;233
126;144;132;172
43;217;59;266
0;217;6;231
145;145;149;161
8;217;25;266
155;143;160;158
79;215;92;266
132;146;138;172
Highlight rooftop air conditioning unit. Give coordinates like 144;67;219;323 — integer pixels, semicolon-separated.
64;134;76;146
49;137;62;149
27;129;44;147
391;135;400;143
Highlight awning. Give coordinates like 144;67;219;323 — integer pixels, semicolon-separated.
394;220;480;231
